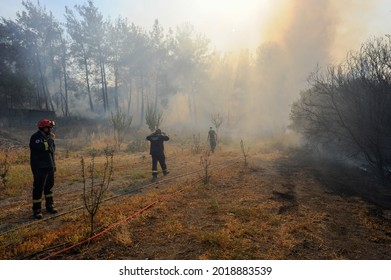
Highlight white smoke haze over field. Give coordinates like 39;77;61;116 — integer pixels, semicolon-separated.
2;0;390;140
165;0;387;140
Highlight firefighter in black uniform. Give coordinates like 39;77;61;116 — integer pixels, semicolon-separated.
29;118;58;219
146;128;169;181
208;127;217;153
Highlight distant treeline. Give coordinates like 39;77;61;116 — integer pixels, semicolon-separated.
1;1;391;181
0;0;272;127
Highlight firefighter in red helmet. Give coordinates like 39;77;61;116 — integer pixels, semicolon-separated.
29;118;58;219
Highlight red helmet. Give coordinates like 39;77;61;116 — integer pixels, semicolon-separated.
38;118;55;129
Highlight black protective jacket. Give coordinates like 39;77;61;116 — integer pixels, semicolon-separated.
29;130;56;169
146;132;169;156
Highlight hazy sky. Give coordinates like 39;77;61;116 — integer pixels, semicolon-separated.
0;0;270;52
2;0;391;133
2;0;391;57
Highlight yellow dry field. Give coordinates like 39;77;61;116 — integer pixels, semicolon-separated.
0;134;391;260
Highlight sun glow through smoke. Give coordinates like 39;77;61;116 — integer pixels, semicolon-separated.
119;0;273;52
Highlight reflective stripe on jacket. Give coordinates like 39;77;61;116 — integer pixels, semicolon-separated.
29;130;56;168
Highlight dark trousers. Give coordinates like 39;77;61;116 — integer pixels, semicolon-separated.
32;167;55;211
151;154;167;176
210;139;216;152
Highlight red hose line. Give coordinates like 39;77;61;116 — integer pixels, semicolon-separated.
42;189;183;260
40;161;234;259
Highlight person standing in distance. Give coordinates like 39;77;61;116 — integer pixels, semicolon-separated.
146;128;169;181
207;126;217;153
29;118;58;219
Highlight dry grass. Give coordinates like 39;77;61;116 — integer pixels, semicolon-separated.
0;128;390;260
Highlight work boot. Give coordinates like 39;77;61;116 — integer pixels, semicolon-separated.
163;170;169;176
151;175;158;182
46;206;58;214
33;210;43;219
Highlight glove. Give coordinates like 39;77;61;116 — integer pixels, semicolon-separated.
48;138;55;153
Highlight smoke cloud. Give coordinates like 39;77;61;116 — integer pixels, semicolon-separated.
164;0;380;140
